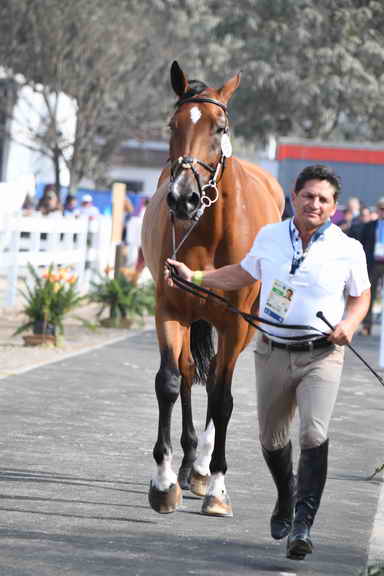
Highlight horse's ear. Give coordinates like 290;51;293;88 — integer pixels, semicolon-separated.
219;73;241;103
170;61;189;97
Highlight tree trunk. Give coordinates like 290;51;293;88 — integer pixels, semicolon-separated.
53;144;61;200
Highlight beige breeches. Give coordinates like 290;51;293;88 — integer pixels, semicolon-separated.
254;333;345;451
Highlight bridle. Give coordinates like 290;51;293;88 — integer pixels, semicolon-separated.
168;96;229;258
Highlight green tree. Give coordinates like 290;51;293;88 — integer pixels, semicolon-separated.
213;0;384;143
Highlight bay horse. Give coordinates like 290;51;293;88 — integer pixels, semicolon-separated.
141;61;284;517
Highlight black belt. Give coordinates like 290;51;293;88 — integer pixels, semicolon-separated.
262;335;333;352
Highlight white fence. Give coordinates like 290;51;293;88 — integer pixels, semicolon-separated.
0;214;113;307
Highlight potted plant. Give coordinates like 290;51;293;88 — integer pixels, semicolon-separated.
15;263;84;346
88;272;155;328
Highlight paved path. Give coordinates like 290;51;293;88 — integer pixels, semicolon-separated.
0;329;383;575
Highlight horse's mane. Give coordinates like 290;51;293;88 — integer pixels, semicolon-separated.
176;79;208;106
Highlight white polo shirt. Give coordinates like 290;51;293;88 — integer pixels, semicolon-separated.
240;218;370;340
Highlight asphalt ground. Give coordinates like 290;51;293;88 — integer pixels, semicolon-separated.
0;328;383;576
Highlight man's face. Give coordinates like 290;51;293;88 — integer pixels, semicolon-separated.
376;203;384;220
292;179;336;231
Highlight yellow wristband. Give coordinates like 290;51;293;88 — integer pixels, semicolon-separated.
192;270;204;286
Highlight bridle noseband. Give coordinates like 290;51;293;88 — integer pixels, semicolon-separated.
168;96;230;256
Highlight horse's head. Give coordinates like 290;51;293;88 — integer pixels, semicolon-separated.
166;61;240;221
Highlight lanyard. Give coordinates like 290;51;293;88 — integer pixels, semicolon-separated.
289;219;331;275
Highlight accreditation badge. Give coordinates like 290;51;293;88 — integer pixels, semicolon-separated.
264;280;294;323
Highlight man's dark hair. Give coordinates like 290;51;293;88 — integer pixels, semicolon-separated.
294;165;341;201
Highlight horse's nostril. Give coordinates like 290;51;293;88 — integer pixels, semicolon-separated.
167;192;177;210
189;192;200;208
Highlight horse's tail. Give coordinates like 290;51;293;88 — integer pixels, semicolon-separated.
190;320;215;385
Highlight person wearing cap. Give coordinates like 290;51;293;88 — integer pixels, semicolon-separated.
79;193;100;219
165;164;370;561
361;197;384;335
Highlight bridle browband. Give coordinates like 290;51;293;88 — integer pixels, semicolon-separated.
176;96;228;114
169;95;229;257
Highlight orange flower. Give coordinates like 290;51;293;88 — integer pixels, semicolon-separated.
59;268;69;281
50;273;61;283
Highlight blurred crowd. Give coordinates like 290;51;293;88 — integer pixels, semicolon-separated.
21;183;149;273
334;195;384;335
22;184;100;220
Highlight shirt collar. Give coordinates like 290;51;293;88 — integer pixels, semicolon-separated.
290;218;332;243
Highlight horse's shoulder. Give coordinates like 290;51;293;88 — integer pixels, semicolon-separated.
234;157;285;216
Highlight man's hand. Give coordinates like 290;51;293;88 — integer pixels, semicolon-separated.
164;258;193;287
328;320;355;345
328;290;371;345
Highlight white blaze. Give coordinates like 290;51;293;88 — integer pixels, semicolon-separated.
190;106;202;124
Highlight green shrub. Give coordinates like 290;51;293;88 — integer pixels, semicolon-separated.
88;272;155;326
15;263;83;335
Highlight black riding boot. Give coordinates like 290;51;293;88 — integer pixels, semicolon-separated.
262;441;295;540
287;439;329;560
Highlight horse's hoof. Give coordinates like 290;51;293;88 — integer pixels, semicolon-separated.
148;481;182;514
201;494;233;517
178;466;192;490
190;470;209;497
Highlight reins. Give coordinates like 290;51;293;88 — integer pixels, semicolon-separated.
166;262;325;341
165;264;384;387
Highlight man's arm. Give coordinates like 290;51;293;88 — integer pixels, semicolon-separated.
328;288;371;345
165;259;256;291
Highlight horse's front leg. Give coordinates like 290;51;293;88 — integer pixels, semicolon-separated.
178;331;198;489
148;319;185;514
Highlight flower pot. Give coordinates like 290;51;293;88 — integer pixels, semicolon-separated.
23;333;57;347
33;320;57;336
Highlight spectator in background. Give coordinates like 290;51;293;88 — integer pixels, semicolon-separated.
361;197;384;335
78;194;100;219
370;207;378;221
36;184;62;216
21;193;35;216
348;206;371;242
346;196;361;224
338;207;354;234
126;197;149;268
122;194;134;244
63;194;79;217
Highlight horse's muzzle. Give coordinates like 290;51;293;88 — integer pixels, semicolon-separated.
167;187;201;220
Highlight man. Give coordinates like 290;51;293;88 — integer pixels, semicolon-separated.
346;196;361;223
361;197;384;335
348;206;371;242
79;193;100;219
165;165;370;561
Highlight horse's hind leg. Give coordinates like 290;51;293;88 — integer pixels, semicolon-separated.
177;332;198;490
148;319;185;514
189;358;217;497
